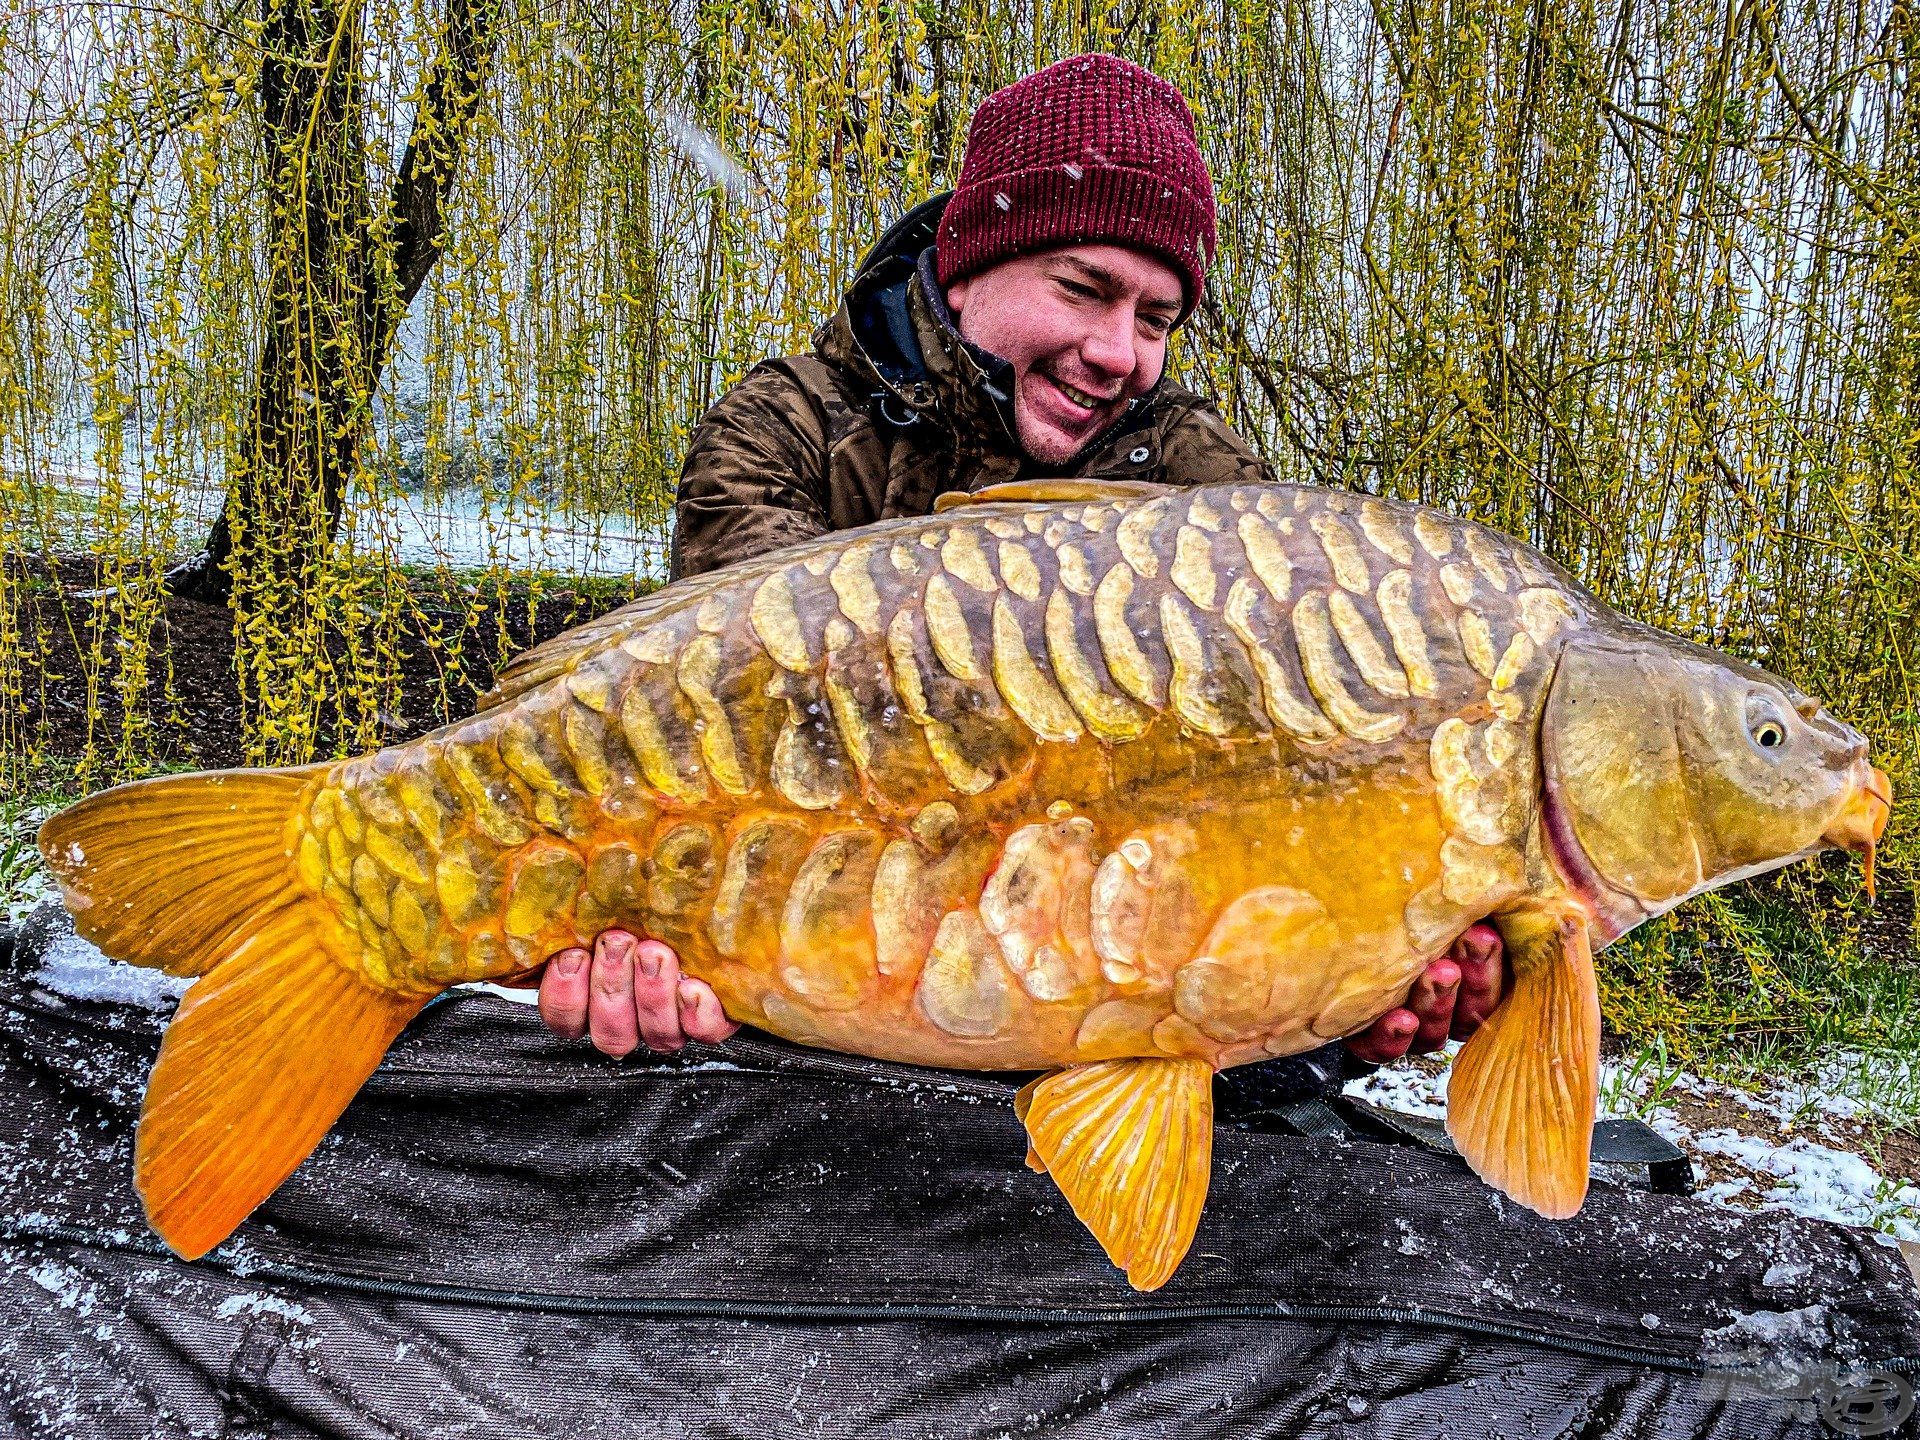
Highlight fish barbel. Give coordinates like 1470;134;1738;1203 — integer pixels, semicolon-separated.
40;480;1892;1287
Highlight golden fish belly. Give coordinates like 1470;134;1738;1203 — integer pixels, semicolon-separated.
703;781;1454;1072
292;482;1567;1067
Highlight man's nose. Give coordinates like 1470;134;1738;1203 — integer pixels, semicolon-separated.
1079;309;1136;380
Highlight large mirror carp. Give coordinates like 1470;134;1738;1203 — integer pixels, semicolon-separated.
40;480;1892;1289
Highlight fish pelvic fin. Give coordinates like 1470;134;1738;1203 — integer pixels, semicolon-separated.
38;768;431;1259
1445;906;1600;1219
1016;1057;1214;1292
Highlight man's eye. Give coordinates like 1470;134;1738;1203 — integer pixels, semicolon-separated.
1059;280;1096;299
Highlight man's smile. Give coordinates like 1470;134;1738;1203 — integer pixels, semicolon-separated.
1047;375;1116;410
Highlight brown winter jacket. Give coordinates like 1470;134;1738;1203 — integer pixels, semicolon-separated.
670;195;1273;581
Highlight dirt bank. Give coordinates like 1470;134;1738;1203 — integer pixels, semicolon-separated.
10;554;645;770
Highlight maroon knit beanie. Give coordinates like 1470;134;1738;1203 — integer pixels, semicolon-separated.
936;54;1217;315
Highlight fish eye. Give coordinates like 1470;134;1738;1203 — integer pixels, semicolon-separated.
1744;692;1792;755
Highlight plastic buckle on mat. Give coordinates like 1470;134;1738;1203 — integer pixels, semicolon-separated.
1266;1097;1694;1197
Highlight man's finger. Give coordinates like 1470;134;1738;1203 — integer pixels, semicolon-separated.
1450;922;1507;1039
632;940;687;1052
537;947;592;1040
587;931;641;1058
1404;958;1461;1054
1345;1007;1419;1064
678;979;740;1045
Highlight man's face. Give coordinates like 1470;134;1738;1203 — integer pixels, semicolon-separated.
946;244;1184;465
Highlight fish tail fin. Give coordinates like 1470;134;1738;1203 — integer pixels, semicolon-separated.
1445;908;1600;1219
138;937;427;1258
38;767;328;976
38;769;431;1258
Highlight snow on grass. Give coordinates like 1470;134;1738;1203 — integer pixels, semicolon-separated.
1346;1043;1920;1241
350;486;668;581
2;802;57;927
1341;1051;1451;1119
1680;1127;1920;1236
35;469;669;580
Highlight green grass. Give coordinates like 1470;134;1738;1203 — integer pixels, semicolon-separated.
1598;857;1920;1131
1;759;88;924
1598;1033;1689;1123
388;563;656;631
1602;860;1917;1050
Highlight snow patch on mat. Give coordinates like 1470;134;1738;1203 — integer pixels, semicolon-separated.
215;1292;314;1323
34;930;187;1010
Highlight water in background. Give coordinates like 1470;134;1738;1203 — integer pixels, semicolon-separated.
37;466;669;582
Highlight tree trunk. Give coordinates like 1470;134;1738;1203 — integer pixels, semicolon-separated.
167;0;504;606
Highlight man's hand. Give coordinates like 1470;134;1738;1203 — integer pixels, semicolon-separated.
538;929;739;1057
1343;922;1508;1065
542;921;1507;1064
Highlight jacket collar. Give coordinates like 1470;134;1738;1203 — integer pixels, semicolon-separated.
816;193;1166;471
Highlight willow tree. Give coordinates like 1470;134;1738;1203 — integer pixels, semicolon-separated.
164;0;503;608
4;0;1916;812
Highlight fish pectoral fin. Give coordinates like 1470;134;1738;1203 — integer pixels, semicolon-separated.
1445;906;1601;1219
933;479;1170;512
1016;1057;1214;1291
1011;1082;1050;1172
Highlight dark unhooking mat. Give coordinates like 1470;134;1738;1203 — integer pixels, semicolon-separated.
3;907;1918;1439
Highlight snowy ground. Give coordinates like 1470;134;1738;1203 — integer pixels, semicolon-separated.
343;486;668;580
3;806;57;928
1349;1044;1920;1241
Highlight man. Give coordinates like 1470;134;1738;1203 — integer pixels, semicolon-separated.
535;54;1506;1080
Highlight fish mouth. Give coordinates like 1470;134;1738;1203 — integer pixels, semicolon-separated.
1822;764;1893;901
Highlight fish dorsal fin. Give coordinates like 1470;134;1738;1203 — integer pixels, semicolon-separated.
479;593;672;710
477;572;735;710
1016;1057;1214;1291
934;479;1171;512
1445;906;1601;1218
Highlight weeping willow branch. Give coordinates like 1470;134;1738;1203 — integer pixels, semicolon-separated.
375;0;504;345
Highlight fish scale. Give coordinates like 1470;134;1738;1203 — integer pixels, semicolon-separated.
42;478;1890;1287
